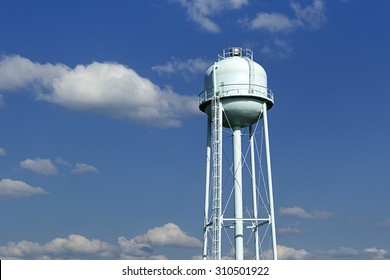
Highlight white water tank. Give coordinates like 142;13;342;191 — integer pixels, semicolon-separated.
199;47;274;128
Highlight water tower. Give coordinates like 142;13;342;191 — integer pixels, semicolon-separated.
199;47;277;260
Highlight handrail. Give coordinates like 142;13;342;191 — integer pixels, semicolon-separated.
218;47;253;61
198;83;274;105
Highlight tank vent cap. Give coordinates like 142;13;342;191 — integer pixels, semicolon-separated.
230;48;242;57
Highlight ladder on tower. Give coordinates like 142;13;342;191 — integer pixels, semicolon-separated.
247;58;255;94
211;95;222;260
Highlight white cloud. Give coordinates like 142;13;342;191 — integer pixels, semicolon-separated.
20;157;99;176
118;237;154;258
279;206;313;219
55;157;71;166
118;223;202;259
245;0;326;33
277;245;309;260
362;247;388;260
0;234;116;259
262;245;309;260
291;0;326;30
71;163;99;174
279;206;333;219
262;244;390;260
0;147;5;156
133;223;202;248
0;231;389;260
152;57;211;77
20;158;58;176
0;55;68;92
172;0;249;32
0;223;201;259
314;246;390;260
248;12;298;32
278;227;302;236
44;235;115;258
0;240;42;259
0;178;47;197
260;38;294;58
0;55;198;127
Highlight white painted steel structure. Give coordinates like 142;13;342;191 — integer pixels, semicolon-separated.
199;47;277;260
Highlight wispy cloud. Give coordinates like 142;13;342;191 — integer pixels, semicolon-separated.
71;163;99;174
278;227;302;236
0;178;47;197
265;245;390;260
274;245;309;260
260;38;294;58
291;0;326;30
55;157;71;166
246;12;298;33
20;158;58;176
171;0;249;32
191;245;390;260
312;246;390;260
244;0;326;33
0;147;5;156
152;57;211;77
19;156;99;176
377;218;390;229
0;55;198;127
279;206;333;219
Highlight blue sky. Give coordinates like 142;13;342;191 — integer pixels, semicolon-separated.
0;0;389;260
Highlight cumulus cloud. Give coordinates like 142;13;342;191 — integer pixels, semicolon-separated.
118;223;202;259
279;206;333;219
118;237;154;259
172;0;249;32
0;55;68;92
133;223;202;248
0;178;47;197
0;234;116;259
0;223;201;259
277;245;309;260
44;235;115;258
71;163;99;174
152;57;211;77
20;158;58;176
0;231;389;260
0;55;198;127
0;147;5;156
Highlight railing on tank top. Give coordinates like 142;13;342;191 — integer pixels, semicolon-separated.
198;83;274;106
218;47;254;61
